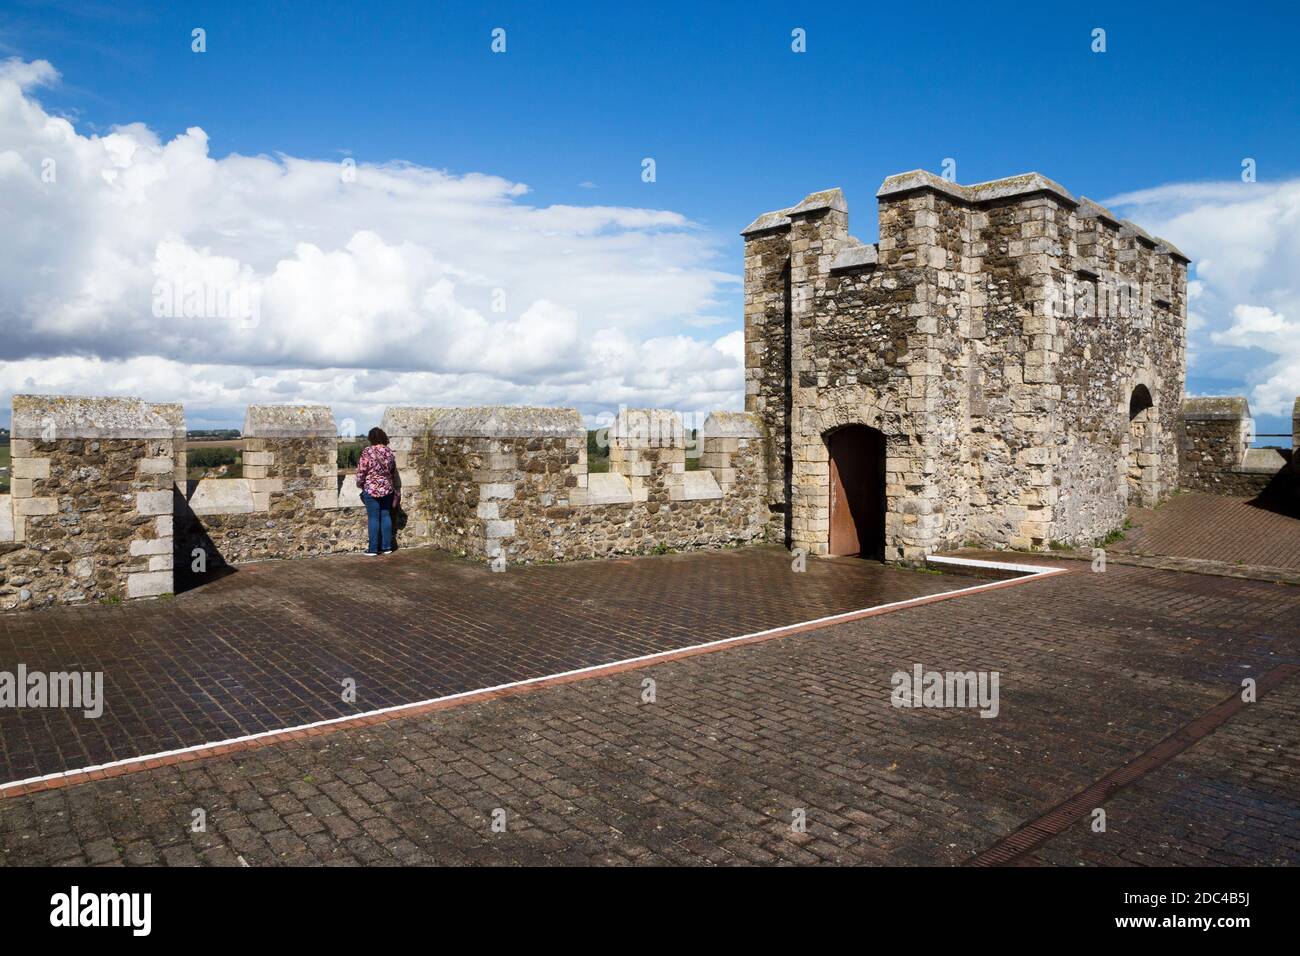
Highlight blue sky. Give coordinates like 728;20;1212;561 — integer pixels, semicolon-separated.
2;0;1299;435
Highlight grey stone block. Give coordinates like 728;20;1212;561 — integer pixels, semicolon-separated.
12;395;176;440
243;404;335;438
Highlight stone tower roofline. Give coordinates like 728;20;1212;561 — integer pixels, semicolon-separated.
876;168;1077;207
741;170;1191;263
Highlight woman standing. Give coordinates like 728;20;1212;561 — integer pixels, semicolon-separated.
355;427;398;555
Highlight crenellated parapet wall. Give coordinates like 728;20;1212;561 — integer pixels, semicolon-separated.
1;395;768;610
178;405;384;570
1178;396;1295;497
382;405;767;564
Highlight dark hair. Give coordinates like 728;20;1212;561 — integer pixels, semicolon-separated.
367;427;389;446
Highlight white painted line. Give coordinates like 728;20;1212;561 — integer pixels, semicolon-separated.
0;554;1067;795
926;554;1066;576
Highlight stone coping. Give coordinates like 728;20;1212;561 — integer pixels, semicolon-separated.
149;403;187;433
740;208;792;236
675;470;723;501
584;472;633;505
243;404;335;438
1239;447;1287;475
787;187;847;218
702;410;763;439
382;406;585;439
1119;219;1158;248
613;408;685;447
1076;196;1122;227
1181;396;1250;421
188;478;257;516
876;169;1078;208
829;243;879;271
380;406;457;437
12;395;175;440
1154;237;1191;263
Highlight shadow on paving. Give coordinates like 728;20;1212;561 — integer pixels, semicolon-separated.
0;545;986;785
1114;490;1300;572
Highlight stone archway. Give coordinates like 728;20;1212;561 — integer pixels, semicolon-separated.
789;397;893;558
1126;383;1160;507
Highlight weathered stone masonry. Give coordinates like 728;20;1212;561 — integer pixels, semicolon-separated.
5;169;1298;610
1178;396;1295;497
0;397;177;608
744;169;1193;560
382;406;766;564
1;397;767;610
176;405;372;569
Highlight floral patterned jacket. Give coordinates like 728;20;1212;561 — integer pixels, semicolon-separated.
355;444;397;499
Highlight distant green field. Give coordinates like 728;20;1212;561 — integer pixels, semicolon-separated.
183;440;366;480
0;441;9;493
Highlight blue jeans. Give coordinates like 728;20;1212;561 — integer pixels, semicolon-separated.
361;491;394;553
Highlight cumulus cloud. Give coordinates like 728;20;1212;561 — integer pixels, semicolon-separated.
0;57;742;428
1104;177;1300;416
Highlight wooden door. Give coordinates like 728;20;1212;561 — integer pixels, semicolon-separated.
827;426;885;559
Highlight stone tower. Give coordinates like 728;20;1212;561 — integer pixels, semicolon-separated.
742;169;1188;561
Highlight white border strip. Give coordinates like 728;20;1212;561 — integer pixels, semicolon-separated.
925;554;1059;575
0;554;1066;795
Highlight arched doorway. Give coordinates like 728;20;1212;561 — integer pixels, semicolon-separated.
826;425;886;559
1127;385;1158;506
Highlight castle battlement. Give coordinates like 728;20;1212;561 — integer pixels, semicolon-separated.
2;172;1292;614
0;396;768;610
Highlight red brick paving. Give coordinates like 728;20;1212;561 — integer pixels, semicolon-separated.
1115;491;1300;571
0;546;984;786
0;555;1295;866
1034;688;1300;866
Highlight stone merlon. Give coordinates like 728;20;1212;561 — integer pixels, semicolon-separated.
702;410;763;439
243;404;336;438
12;395;175;440
1181;396;1251;421
744;169;1186;265
876;169;1077;207
740;207;792;236
382;406;585;439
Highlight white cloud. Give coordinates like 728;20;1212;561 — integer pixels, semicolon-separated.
1209;305;1300;413
0;58;742;428
1104;177;1300;416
